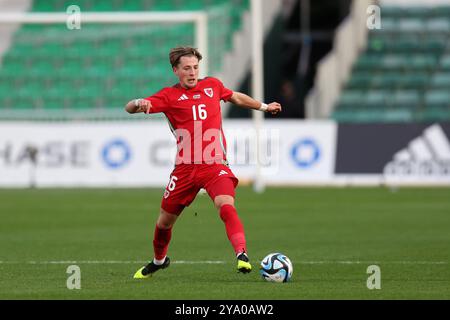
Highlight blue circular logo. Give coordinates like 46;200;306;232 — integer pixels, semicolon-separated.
101;139;131;169
291;139;321;168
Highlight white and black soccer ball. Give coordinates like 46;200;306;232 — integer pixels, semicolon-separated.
260;253;293;283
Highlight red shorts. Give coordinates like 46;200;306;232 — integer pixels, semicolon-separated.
161;163;239;215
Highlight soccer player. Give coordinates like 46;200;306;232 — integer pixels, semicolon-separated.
125;46;282;279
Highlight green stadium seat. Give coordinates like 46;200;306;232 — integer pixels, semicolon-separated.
45;82;75;99
346;73;372;89
336;90;365;109
0;84;10;98
87;0;117;11
403;6;432;19
420;107;450;121
13;96;37;109
372;73;401;89
390;90;420;109
393;37;421;52
372;72;429;89
425;91;450;108
84;62;112;77
381;6;404;19
375;54;438;72
365;90;387;108
368;35;447;54
182;1;204;10
432;6;450;18
79;83;103;100
426;19;450;33
399;19;425;33
354;55;380;71
377;18;397;33
355;110;389;122
69;97;96;110
383;6;433;19
381;55;406;70
440;55;450;70
383;109;414;122
423;37;447;53
331;110;354;122
431;73;450;88
32;1;58;11
15;83;43;99
0;97;13;109
55;61;83;77
41;98;65;110
409;55;438;71
400;72;429;89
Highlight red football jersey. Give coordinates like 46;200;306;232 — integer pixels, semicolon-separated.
144;77;233;165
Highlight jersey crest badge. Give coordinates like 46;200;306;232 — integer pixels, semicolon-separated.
204;88;213;98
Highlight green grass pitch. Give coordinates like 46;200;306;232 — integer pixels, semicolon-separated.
0;187;449;299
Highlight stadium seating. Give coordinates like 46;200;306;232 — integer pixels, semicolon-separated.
333;5;450;122
0;0;250;119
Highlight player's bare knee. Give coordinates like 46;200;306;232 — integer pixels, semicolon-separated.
157;221;173;229
214;195;234;210
157;209;178;229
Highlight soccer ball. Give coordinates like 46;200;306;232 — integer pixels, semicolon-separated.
259;253;293;283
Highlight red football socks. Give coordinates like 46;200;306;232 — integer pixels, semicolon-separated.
153;225;172;260
219;204;247;255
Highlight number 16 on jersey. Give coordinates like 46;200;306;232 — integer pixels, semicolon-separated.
192;104;207;120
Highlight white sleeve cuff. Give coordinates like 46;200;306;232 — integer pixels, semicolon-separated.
259;103;268;112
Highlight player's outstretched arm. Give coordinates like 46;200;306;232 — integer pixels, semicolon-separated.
228;92;282;115
125;99;152;114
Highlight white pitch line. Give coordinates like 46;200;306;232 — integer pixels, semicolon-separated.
0;260;447;265
299;261;449;265
0;260;227;265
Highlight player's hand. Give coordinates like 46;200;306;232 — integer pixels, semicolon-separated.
136;99;152;114
267;102;282;115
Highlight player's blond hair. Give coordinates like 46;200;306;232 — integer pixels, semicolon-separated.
169;46;203;68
